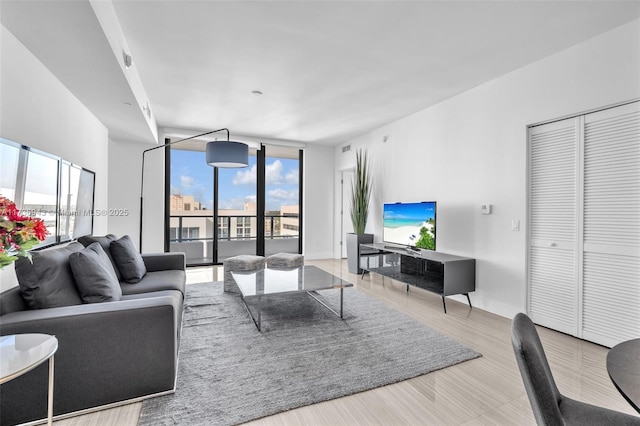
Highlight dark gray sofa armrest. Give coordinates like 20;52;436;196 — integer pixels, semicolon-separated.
0;295;179;327
142;252;186;272
0;295;181;424
0;287;27;316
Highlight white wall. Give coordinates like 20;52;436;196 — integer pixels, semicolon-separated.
336;19;640;319
303;144;335;259
0;25;109;291
108;138;164;253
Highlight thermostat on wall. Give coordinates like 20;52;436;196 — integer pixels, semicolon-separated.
481;204;492;215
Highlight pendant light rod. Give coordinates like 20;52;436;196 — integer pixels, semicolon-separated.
139;128;229;251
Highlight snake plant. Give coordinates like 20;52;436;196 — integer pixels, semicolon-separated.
350;148;372;235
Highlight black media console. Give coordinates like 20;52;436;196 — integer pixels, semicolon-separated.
359;243;476;313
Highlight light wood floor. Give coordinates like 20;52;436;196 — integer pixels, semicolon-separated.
54;259;638;425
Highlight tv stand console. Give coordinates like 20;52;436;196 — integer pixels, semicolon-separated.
359;243;476;313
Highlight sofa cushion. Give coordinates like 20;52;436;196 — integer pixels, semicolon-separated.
120;270;186;297
69;243;122;303
15;242;85;309
110;235;147;283
77;234;122;280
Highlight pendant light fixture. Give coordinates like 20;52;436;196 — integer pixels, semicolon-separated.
139;127;248;250
206;140;249;168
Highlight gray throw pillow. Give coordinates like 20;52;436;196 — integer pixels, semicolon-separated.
15;242;85;309
77;234;122;280
110;235;147;283
69;242;122;303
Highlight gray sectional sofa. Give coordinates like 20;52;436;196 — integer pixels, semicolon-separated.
0;235;186;425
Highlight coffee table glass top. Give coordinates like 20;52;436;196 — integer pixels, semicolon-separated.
232;265;352;297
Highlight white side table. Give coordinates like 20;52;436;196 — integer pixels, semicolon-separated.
1;334;58;426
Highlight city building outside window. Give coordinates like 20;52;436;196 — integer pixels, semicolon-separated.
169;146;301;264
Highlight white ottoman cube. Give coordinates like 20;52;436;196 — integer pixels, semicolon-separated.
223;255;265;293
266;252;304;269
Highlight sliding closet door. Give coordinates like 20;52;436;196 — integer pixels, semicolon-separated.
528;117;580;336
581;102;640;347
528;101;640;347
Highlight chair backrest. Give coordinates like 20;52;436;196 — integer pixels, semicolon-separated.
511;312;564;425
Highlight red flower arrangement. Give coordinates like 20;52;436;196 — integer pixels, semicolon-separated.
0;196;49;269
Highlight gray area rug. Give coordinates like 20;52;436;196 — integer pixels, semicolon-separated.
139;281;481;425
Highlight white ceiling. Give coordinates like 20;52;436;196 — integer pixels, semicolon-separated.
2;1;639;146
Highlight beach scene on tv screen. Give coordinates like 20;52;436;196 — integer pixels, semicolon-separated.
383;202;436;250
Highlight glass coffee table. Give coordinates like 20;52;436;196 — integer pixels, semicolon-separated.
231;265;352;331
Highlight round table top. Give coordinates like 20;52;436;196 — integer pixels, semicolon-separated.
607;338;640;414
0;334;58;384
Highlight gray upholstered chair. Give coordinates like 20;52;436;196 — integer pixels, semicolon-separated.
511;313;640;425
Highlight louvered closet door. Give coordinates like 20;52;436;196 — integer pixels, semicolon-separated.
582;102;640;347
528;118;579;336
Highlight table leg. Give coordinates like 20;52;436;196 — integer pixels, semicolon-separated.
257;295;262;332
307;290;346;320
239;294;262;332
47;355;54;426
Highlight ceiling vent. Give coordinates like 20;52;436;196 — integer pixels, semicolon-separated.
342;145;351;153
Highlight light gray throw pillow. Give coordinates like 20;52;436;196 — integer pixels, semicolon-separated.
110;235;147;283
69;242;122;303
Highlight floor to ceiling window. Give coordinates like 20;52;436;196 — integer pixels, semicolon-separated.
215;153;258;261
168;147;214;265
168;141;302;266
263;145;302;257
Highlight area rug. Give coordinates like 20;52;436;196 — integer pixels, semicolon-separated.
138;280;481;425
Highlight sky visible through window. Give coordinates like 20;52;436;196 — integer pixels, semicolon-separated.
171;149;299;211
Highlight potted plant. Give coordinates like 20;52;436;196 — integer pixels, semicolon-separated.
346;148;374;274
0;196;48;268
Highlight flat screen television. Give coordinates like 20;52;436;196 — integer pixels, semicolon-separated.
383;201;436;250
